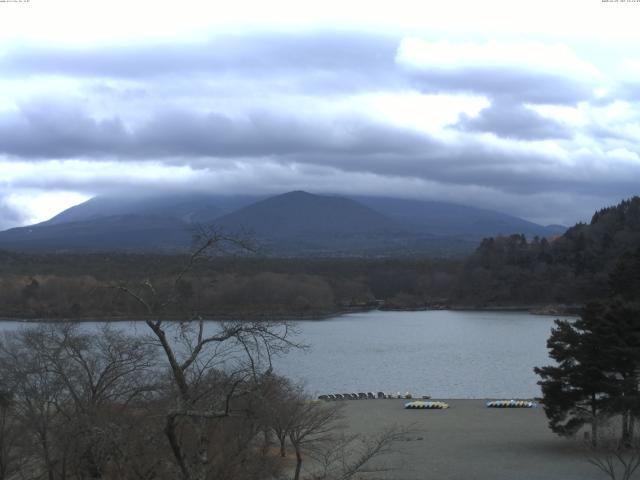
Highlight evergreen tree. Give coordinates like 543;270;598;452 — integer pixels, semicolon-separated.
590;301;640;444
536;301;640;445
609;248;640;302
535;304;613;444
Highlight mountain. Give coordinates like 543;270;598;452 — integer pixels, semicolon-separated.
212;191;428;254
0;191;566;255
352;196;564;238
44;193;261;226
216;191;400;236
0;215;192;252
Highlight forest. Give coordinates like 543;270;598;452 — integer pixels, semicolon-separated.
0;197;639;320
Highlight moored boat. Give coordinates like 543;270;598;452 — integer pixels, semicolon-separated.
404;401;449;409
486;399;535;408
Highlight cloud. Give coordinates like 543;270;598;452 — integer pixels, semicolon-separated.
1;33;606;105
0;101;129;158
1;95;639;212
2;154;638;229
0;100;438;159
1;32;401;92
0;31;638;229
455;99;573;140
397;38;601;104
409;67;593;104
397;39;601;79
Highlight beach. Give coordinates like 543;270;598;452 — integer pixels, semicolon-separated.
338;399;603;480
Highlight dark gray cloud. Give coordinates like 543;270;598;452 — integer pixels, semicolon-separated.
454;99;573;140
2;98;639;205
0;101;129;158
2;32;402;94
294;146;640;200
0;100;432;159
408;66;594;105
135;110;436;157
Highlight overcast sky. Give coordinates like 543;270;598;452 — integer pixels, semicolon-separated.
1;0;639;229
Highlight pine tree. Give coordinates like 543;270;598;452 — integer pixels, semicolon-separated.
609;248;640;302
536;301;640;445
535;304;613;445
590;301;640;444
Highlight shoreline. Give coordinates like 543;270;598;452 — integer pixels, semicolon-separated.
322;397;543;402
0;304;581;323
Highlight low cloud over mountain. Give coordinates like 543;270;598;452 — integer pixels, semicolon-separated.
1;5;639;230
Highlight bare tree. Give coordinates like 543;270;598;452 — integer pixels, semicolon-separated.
0;328;68;480
116;227;302;480
0;390;22;480
286;400;344;480
270;390;409;480
0;324;159;480
255;374;302;458
310;427;410;480
585;421;640;480
43;324;158;479
249;360;410;480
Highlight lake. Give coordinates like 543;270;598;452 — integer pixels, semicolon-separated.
0;310;564;399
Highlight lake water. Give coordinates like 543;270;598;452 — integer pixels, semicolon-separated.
0;310;564;399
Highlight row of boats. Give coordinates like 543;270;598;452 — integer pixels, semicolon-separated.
318;392;429;401
405;401;449;409
404;399;537;409
486;400;536;408
318;394;536;409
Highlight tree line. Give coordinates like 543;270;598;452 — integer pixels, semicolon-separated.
0;256;458;320
1;196;639;319
458;197;640;306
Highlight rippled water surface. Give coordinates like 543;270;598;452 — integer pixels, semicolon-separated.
1;310;564;398
273;310;561;399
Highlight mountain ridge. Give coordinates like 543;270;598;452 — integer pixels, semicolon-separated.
0;191;566;256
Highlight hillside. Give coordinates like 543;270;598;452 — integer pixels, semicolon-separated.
0;215;193;252
354;196;565;238
0;197;637;319
216;191;399;236
44;193;261;225
455;196;640;306
213;191;425;254
0;191;565;256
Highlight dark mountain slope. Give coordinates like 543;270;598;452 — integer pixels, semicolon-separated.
0;215;192;252
212;191;433;254
353;196;565;238
215;191;401;237
0;191;566;256
45;193;261;226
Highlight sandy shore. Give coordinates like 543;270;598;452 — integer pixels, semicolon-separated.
338;399;602;480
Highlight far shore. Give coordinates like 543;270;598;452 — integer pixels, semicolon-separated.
0;304;581;323
335;399;600;480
